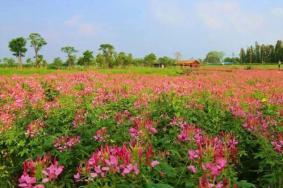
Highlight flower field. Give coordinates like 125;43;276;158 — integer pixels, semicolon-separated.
0;69;282;188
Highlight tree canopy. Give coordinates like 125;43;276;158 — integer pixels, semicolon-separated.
8;37;27;67
28;33;47;67
204;51;224;64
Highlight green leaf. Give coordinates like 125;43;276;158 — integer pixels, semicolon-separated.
146;183;175;188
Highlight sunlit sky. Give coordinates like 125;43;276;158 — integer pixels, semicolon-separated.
1;0;283;61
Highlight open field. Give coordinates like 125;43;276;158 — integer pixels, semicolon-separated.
0;68;282;188
0;64;281;76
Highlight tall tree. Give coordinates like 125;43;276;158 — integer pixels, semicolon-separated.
61;46;78;66
78;50;94;66
8;37;27;68
204;51;224;64
98;44;115;68
255;42;261;64
115;52;133;67
246;46;255;64
240;48;246;64
28;33;47;67
158;56;175;67
144;53;157;66
275;40;283;62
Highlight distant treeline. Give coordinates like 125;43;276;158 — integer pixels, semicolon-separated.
2;33;283;68
238;40;283;64
0;33;177;69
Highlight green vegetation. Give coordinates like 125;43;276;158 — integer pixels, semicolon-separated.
0;64;280;76
238;40;283;64
8;37;27;67
28;33;47;67
2;33;283;71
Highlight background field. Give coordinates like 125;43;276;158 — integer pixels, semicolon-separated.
0;64;280;76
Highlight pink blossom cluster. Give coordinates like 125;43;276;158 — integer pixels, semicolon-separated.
74;144;159;182
272;134;283;153
92;88;118;107
0;112;15;133
18;154;64;188
53;135;80;152
25;119;45;138
187;134;238;187
94;127;109;142
242;112;269;132
173;118;238;187
115;110;131;125
177;123;203;143
129;117;157;140
73;109;87;128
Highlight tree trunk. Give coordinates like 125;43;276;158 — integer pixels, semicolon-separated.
35;50;39;68
18;56;22;69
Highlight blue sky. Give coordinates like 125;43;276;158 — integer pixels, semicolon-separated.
1;0;283;61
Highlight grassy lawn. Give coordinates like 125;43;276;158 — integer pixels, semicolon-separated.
0;64;280;76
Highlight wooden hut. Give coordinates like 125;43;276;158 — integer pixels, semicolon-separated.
176;60;200;68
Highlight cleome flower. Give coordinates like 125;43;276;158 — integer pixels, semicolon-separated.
53;135;80;152
18;154;64;188
74;144;159;182
25;119;45;138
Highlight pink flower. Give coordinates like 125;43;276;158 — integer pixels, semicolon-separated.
151;160;160;167
74;173;80;181
18;173;36;188
108;155;118;166
34;185;45;188
188;149;200;160
54;135;80;152
42;161;64;182
203;163;221;176
216;157;227;169
25;119;45;138
94;127;108;142
149;127;157;134
90;173;98;178
129;127;139;138
187;165;197;174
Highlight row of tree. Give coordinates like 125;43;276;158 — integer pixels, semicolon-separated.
8;33;47;67
203;41;283;64
5;33;283;67
239;40;283;64
3;33;176;69
50;44;176;69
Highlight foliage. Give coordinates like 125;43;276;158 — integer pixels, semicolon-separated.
115;52;133;67
77;50;94;66
204;51;224;64
8;37;27;67
0;58;17;67
239;40;283;64
48;57;64;69
28;33;47;67
61;46;78;66
98;44;116;68
144;53;157;66
158;56;175;67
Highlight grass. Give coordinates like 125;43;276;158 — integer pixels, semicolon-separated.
0;64;280;76
203;64;279;70
96;66;182;76
0;67;80;76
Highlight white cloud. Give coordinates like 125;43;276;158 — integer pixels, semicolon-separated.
64;15;96;36
271;7;283;18
196;1;265;33
148;0;189;28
